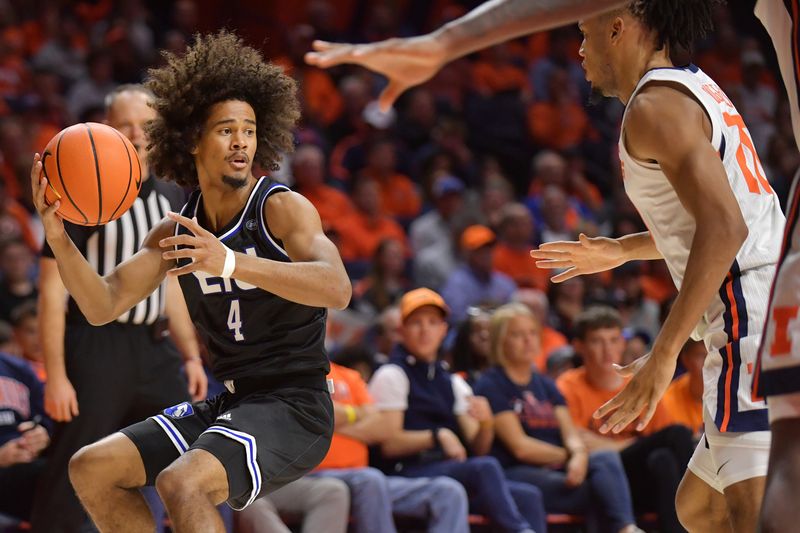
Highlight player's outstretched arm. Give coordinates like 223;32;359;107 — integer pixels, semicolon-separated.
594;84;750;434
305;0;627;110
31;154;174;325
161;191;351;309
531;231;662;283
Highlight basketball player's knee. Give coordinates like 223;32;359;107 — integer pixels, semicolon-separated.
69;443;114;492
155;467;191;503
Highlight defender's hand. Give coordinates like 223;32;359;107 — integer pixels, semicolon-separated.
593;353;675;434
305;36;446;111
530;233;626;283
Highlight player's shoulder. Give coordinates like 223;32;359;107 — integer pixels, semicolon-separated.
630;81;705;125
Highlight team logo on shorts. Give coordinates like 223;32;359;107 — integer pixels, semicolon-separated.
164;402;194;419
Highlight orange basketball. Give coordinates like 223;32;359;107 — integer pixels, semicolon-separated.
41;122;141;226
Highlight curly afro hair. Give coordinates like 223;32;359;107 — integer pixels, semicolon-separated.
145;30;300;187
629;0;725;53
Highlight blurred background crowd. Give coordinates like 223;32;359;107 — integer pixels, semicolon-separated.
0;0;792;532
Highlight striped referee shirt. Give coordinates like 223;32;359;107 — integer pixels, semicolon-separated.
41;175;186;326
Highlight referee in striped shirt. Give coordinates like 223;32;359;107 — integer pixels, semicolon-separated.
30;85;207;533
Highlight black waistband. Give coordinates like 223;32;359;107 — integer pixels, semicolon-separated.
225;372;329;396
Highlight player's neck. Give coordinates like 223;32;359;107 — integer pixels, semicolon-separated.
199;174;257;232
618;50;673;104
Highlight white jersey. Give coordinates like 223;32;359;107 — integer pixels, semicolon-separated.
619;65;785;432
754;0;800;399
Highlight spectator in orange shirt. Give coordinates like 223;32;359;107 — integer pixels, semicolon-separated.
557;307;693;533
311;362;470;533
527;67;590;152
662;340;705;440
511;288;568;372
334;175;408;263
291;144;354;228
359;138;421;220
492;203;549;290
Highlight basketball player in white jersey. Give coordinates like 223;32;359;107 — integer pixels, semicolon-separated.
307;0;800;528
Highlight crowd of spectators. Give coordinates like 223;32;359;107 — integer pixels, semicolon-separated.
0;0;792;531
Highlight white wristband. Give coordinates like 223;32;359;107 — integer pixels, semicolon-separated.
220;245;236;278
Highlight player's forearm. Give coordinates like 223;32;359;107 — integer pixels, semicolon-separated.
232;253;352;310
45;233;118;326
433;0;627;61
380;429;438;458
618;232;663;261
650;221;747;363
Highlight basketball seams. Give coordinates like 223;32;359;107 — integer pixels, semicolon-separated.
107;128;136;222
84;124;103;225
54;129;89;224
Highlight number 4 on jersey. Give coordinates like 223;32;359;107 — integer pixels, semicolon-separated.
227;299;244;341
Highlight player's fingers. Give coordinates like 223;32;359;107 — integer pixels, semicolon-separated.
551;267;581;283
167;212;206;236
537;240;582;251
637;400;658;432
160;234;199;248
305;44;356;68
167;261;197;277
162;248;198;261
310;40;338;52
378;81;405;112
578;233;592;246
71;396;79;417
535;259;575;270
529;249;569;260
594;393;625;422
604;399;645;434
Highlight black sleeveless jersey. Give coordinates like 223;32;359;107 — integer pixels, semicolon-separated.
175;177;329;381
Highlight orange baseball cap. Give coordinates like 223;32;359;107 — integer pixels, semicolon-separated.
460;224;496;251
400;288;450;322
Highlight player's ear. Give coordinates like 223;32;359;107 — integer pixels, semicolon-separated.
610;15;625;43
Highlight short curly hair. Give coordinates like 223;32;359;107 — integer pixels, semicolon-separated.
145;30;300;187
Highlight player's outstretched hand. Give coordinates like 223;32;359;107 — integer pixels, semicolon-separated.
160;212;229;277
304;36;446;111
592;352;675;434
30;153;65;242
530;233;626;283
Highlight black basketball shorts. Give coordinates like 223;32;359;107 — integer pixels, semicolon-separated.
121;383;333;510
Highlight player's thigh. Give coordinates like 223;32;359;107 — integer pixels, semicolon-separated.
69;432;149;490
190;387;333;511
120;398;217;486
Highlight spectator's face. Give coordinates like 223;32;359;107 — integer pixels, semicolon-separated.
435;191;463;218
503;212;533;245
367;143;396;174
193;100;257;189
292;148;325;187
378;239;405;276
501;315;541;367
469;314;491;360
107;91;157;166
402;306;448;362
576;327;625;374
353;179;381;216
377;307;403;354
0;242;33;283
467;244;495;275
14;315;40;362
534;154;567;187
541;187;567;230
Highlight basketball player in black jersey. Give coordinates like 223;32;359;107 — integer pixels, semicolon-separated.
29;31;351;533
